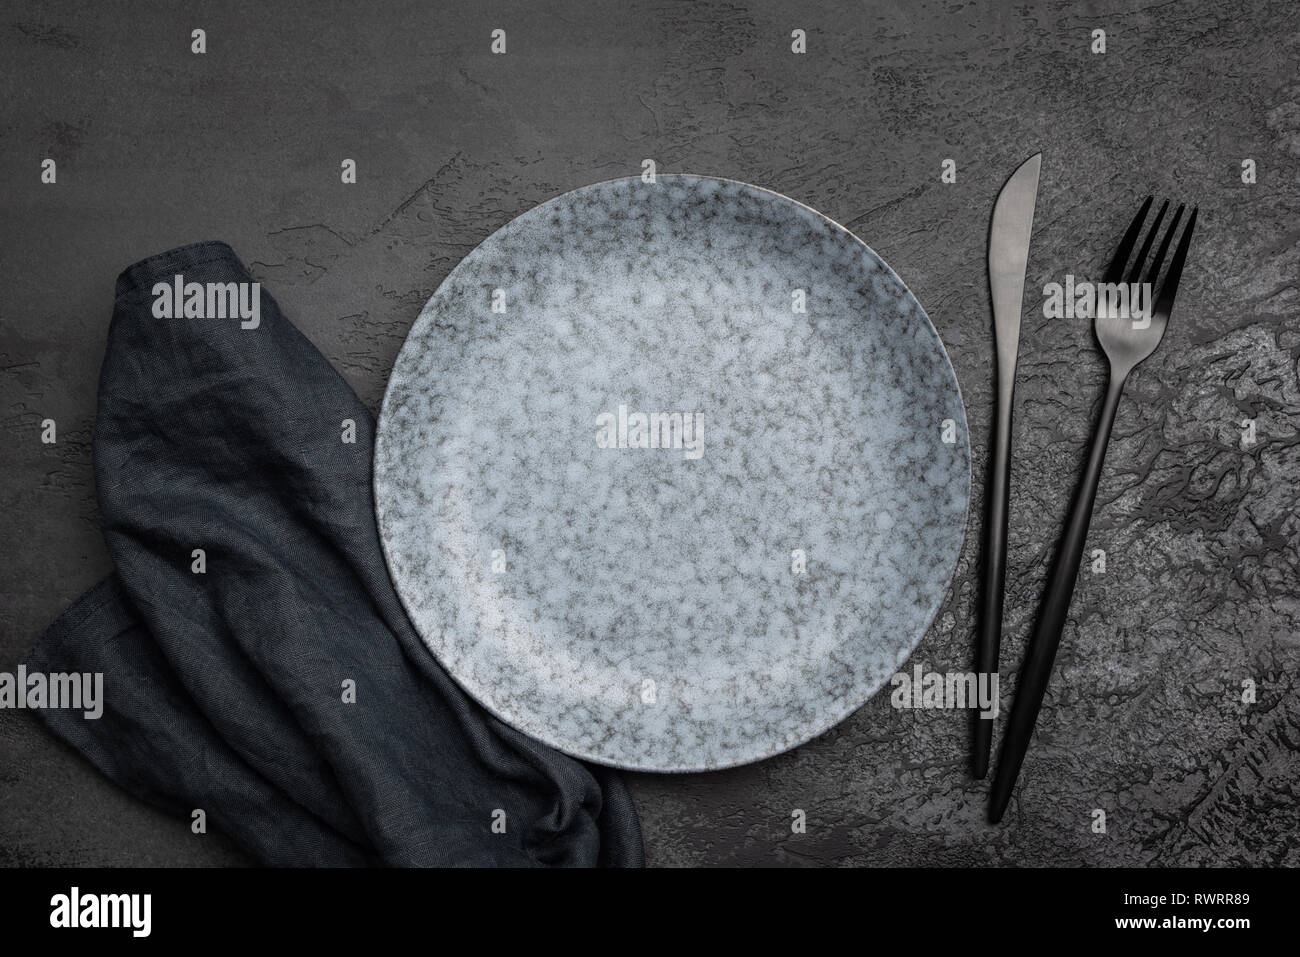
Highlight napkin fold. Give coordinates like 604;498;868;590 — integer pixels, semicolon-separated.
23;241;644;867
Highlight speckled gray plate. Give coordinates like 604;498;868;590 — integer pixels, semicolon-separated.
375;175;970;772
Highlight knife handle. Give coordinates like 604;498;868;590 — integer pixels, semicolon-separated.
972;382;1014;778
988;373;1124;822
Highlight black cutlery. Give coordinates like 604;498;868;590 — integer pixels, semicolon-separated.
974;153;1041;778
989;196;1198;822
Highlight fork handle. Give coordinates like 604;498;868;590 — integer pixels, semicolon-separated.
989;370;1126;823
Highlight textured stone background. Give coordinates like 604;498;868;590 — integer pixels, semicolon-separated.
1;0;1297;866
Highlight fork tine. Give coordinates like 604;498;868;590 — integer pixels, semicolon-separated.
1104;195;1153;284
1126;200;1169;285
1145;204;1184;288
1153;207;1198;317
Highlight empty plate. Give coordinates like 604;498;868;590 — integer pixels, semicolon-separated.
375;174;970;771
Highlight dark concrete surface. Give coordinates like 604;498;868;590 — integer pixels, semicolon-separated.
2;0;1297;867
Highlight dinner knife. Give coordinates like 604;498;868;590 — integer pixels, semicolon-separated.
973;152;1041;778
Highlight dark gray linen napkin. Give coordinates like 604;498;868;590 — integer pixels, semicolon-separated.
23;241;644;867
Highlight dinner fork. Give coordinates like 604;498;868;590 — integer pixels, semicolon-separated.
988;197;1198;823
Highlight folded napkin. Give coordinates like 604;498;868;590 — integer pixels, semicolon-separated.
24;241;643;867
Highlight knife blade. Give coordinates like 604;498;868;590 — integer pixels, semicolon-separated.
973;152;1041;779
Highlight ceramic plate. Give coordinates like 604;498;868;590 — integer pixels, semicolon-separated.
375;175;970;771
